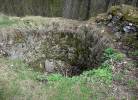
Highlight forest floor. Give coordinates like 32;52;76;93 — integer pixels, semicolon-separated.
112;40;138;99
0;13;138;100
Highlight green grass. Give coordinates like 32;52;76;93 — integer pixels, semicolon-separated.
0;15;16;27
0;48;128;100
103;48;125;61
0;59;111;100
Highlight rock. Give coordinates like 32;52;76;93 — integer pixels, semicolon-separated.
97;5;138;37
107;22;113;27
123;26;131;33
107;14;113;20
123;23;137;33
95;13;108;23
108;5;138;24
112;15;121;23
0;49;9;57
44;60;55;73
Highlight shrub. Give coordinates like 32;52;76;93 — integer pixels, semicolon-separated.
103;48;125;61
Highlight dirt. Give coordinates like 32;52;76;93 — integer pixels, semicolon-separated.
113;40;138;99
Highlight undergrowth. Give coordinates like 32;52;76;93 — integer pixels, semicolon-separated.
128;50;138;56
0;48;126;100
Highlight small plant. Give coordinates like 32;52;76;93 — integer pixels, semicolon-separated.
103;48;125;61
47;74;63;82
129;50;138;56
113;52;125;61
36;74;48;82
103;48;115;60
82;67;112;84
127;80;137;88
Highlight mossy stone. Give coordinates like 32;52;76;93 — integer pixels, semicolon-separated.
108;5;138;24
